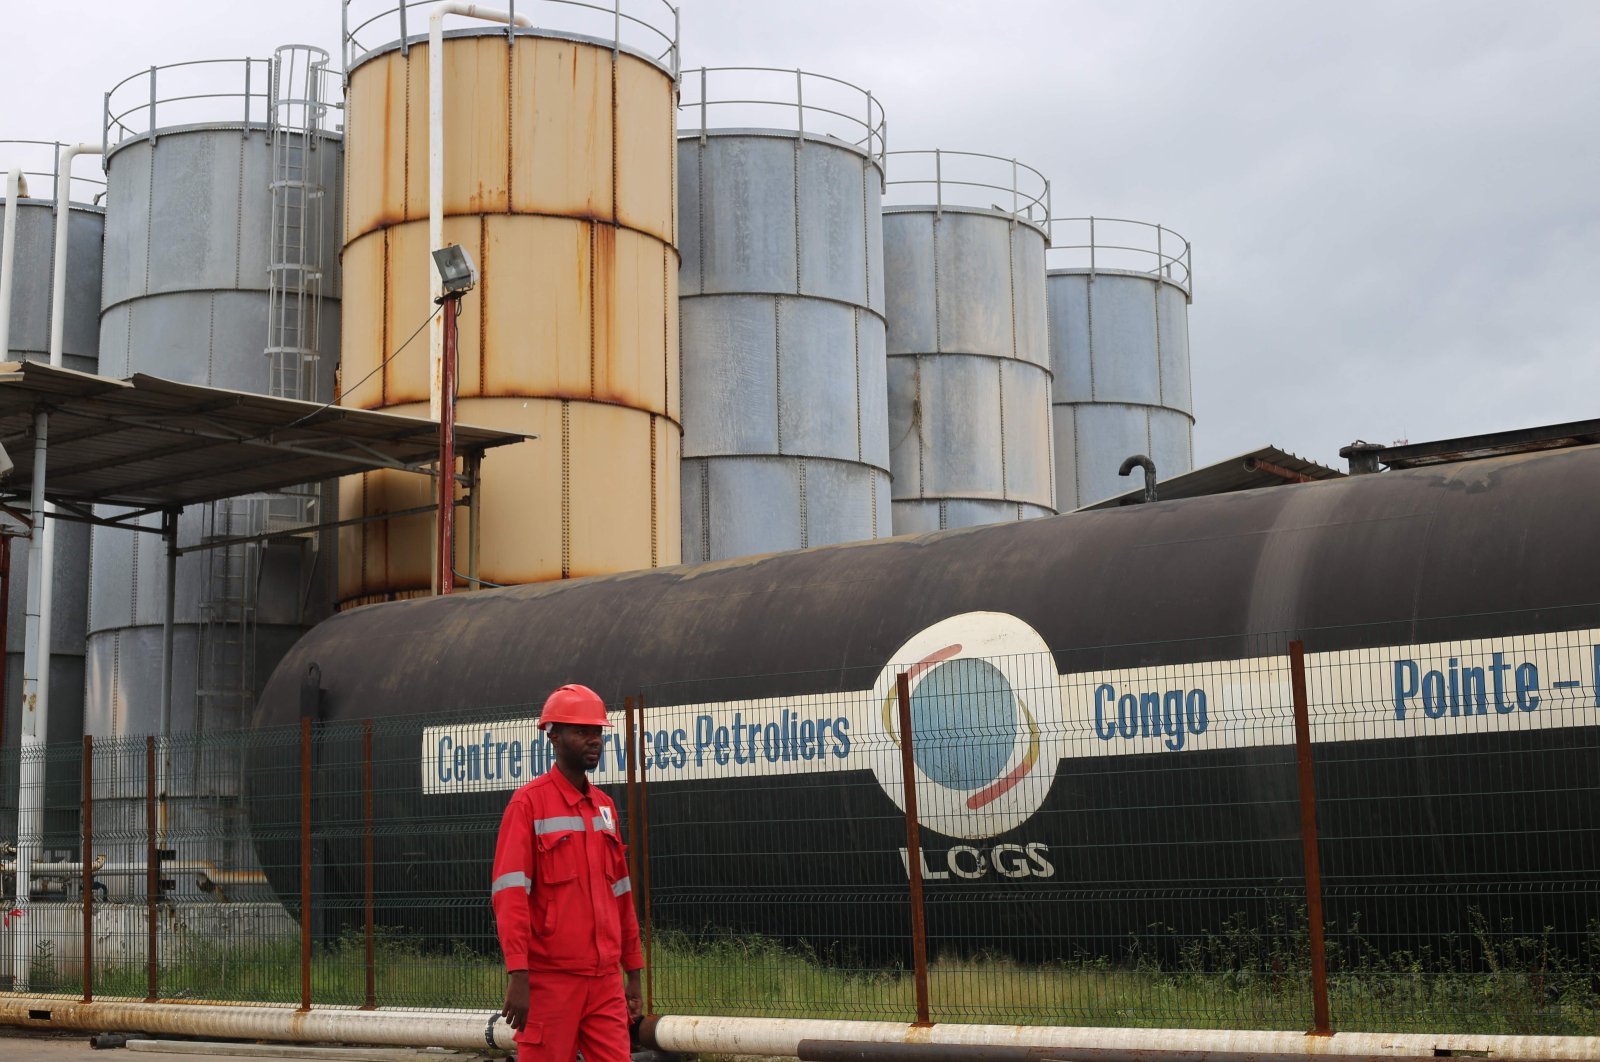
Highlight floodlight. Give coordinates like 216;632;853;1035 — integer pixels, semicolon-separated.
432;244;478;298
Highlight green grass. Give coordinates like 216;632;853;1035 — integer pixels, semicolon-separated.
26;913;1600;1037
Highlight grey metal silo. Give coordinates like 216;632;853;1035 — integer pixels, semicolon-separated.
677;68;891;561
882;150;1055;533
83;52;342;891
0;140;102;844
1047;217;1194;509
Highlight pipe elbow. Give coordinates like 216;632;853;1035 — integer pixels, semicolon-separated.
1118;454;1154;478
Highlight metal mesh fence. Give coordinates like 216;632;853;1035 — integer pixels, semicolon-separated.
1;614;1597;1035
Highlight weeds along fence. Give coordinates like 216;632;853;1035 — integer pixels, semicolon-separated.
2;612;1599;1035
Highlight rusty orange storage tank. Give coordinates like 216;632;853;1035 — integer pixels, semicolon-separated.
336;3;680;605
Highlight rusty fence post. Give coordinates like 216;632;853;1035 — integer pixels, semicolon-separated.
145;735;158;1002
362;719;376;1010
894;673;932;1026
1289;640;1332;1035
625;698;639;890
636;694;654;1016
81;734;93;1003
299;715;313;1013
624;698;643;1008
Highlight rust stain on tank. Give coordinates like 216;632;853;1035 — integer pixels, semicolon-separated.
591;222;617;403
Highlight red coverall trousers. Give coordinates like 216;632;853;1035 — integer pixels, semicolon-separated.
516;970;631;1062
492;769;641;1062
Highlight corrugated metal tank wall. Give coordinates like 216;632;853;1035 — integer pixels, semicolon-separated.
1047;218;1194;509
86;61;343;749
676;68;890;562
337;23;680;602
0;144;102;846
883;150;1055;533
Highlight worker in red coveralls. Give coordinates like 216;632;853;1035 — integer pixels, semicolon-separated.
492;684;643;1062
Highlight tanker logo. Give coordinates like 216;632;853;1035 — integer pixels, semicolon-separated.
869;613;1059;840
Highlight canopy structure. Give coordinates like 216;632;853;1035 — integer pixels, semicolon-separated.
0;361;528;967
0;361;522;518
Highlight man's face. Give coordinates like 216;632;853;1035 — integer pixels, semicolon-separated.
550;723;604;772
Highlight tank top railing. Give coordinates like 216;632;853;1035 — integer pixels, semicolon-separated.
103;54;345;155
883;148;1051;232
342;0;680;79
1047;216;1193;296
678;67;887;172
0;139;108;206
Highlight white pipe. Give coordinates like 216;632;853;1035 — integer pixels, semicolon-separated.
0;998;521;1052
126;1041;467;1061
15;148;106;974
645;1015;1600;1060
2;1002;1597;1060
0;854;106;875
13;407;50;992
50;143;100;365
38;143;101;744
427;3;529;422
0;168;29;359
0;858;268;887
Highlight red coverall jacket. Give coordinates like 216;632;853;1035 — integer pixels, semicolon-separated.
491;768;642;976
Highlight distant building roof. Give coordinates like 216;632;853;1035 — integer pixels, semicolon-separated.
1339;417;1600;472
1076;445;1345;511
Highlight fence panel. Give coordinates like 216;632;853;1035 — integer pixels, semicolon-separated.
1;609;1598;1037
1309;627;1600;1035
642;667;917;1020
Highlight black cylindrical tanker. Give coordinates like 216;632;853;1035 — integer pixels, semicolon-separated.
248;447;1600;963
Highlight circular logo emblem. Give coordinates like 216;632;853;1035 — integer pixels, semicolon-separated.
869;613;1058;839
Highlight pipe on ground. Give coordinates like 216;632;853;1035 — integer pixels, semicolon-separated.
0;998;519;1052
796;1039;1572;1062
639;1016;1600;1060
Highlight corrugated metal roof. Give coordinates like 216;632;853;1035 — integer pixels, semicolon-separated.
1076;445;1345;511
0;362;525;510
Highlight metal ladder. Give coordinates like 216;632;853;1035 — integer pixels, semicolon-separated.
193;47;335;746
196;497;263;738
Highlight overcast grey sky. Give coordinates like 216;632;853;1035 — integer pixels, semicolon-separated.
5;0;1597;469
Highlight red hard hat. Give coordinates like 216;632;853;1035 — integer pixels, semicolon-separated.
538;684;612;729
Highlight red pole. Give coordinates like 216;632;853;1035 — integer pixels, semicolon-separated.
81;733;94;1004
1289;640;1332;1035
145;736;158;1002
361;719;376;1011
625;698;639;891
895;673;931;1026
299;716;313;1013
636;695;654;1016
436;296;459;595
0;535;10;749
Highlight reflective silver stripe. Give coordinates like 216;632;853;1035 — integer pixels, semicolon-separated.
491;871;531;896
533;815;585;835
611;876;631;897
591;815;613;833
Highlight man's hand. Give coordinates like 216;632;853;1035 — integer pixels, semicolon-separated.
624;969;644;1020
502;970;530;1031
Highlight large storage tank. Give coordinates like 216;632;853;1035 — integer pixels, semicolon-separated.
882;150;1055;533
1047;217;1194;508
0;139;103;845
336;3;681;602
247;444;1600;962
677;67;890;561
85;54;343;888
